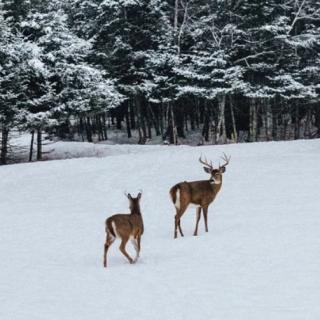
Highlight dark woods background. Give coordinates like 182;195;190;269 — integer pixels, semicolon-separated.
0;0;319;164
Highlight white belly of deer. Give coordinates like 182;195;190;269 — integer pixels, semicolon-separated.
188;203;201;209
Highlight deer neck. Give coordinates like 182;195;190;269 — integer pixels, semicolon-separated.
130;204;141;215
210;176;222;190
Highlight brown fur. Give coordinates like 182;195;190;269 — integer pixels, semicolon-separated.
170;155;229;238
103;193;144;268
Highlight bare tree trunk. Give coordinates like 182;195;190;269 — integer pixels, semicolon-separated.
266;101;273;141
315;106;320;138
305;107;312;139
29;130;35;162
129;100;136;130
102;113;108;140
125;103;132;138
140;109;147;143
148;103;160;136
249;99;258;142
190;109;195;130
229;95;238;143
202;101;210;142
174;0;178;46
272;105;278;141
86;117;93;142
138;127;143;144
216;95;226;144
195;98;200;129
96;115;103;141
175;106;185;138
177;0;188;55
37;129;42;161
294;104;300;140
141;110;147;141
282;113;288;140
160;103;164;137
136;96;146;144
116;111;122;130
146;106;152;139
79;117;85;142
282;114;287;140
171;104;178;145
0;127;9;165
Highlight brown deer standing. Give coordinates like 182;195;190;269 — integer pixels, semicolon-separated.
103;192;144;268
170;153;230;238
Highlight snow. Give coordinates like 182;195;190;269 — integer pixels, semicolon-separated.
43;141;163;160
10;133;164;162
1;139;320;319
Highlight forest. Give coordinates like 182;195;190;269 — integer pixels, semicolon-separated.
0;0;319;164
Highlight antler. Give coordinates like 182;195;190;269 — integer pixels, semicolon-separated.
219;153;231;169
199;155;213;170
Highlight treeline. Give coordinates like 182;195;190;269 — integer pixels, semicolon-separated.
0;0;319;164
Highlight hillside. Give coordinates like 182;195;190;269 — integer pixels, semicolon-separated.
1;139;320;320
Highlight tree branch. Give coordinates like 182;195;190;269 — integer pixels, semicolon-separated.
234;51;275;64
287;0;306;35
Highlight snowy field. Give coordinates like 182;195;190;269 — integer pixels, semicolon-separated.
1;139;320;320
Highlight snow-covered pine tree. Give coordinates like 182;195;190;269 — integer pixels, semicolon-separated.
93;0;172;143
20;0;123;147
0;3;34;163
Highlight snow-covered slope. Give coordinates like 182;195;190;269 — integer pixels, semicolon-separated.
1;140;320;320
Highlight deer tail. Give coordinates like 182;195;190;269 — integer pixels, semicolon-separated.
170;184;181;209
106;218;116;237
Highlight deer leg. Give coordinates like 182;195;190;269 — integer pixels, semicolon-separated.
174;207;186;239
193;207;202;236
134;235;142;262
103;232;115;268
174;215;178;239
203;206;209;232
137;235;141;256
119;237;134;264
174;215;184;238
178;219;184;237
131;237;140;263
174;214;184;238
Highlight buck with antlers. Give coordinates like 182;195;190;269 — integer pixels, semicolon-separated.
103;192;144;268
170;153;230;238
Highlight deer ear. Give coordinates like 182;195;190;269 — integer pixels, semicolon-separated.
127;193;132;200
203;167;211;174
137;192;142;199
220;167;226;173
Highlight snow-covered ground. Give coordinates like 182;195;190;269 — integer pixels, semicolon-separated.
10;132;163;162
1;139;320;320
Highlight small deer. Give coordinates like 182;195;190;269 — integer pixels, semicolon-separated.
103;192;144;268
170;153;230;238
